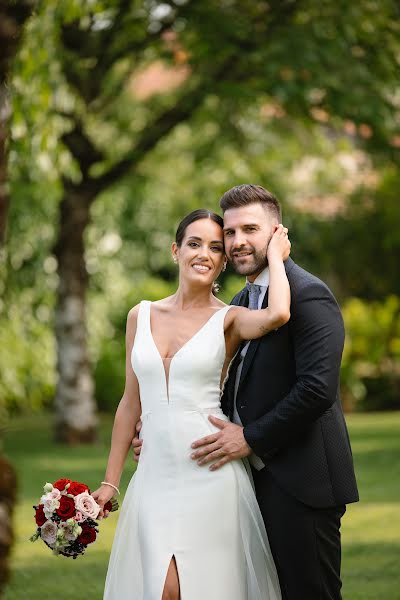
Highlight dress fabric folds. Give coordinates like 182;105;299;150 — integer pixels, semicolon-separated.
104;300;281;600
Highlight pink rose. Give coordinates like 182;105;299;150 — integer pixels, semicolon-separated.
74;511;85;523
74;492;100;520
40;520;58;545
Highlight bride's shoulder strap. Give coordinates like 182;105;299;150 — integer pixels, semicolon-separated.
136;300;151;331
215;304;235;328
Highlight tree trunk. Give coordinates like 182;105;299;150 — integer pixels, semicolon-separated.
53;182;97;443
0;454;17;595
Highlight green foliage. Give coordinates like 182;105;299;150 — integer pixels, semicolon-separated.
342;296;400;411
0;302;55;416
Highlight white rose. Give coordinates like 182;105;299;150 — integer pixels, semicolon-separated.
46;489;61;501
41;494;61;519
74;492;100;520
40;490;59;504
40;520;58;545
61;521;78;541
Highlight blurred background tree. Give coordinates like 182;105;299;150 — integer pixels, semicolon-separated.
1;0;399;445
0;0;35;593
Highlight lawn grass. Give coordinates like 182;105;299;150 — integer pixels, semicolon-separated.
2;411;400;600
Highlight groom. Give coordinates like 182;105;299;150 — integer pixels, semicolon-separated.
189;185;359;600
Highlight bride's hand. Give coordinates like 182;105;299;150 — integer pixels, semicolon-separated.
267;224;291;261
91;485;116;519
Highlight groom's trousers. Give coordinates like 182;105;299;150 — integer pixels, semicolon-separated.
252;467;346;600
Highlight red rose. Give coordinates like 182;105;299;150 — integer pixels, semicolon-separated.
56;496;76;520
68;481;89;496
53;478;72;491
104;501;112;512
78;524;97;545
35;504;46;526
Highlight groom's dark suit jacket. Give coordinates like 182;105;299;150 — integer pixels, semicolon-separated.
221;258;359;508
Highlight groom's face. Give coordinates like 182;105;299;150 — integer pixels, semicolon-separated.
223;203;277;281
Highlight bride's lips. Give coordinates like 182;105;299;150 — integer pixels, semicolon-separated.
191;263;211;273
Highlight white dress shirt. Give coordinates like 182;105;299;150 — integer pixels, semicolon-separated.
233;267;269;470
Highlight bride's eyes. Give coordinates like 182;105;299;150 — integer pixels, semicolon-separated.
187;241;223;253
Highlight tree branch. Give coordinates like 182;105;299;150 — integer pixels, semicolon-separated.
92;55;238;192
61;118;104;178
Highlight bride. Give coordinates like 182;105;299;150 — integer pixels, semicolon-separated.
92;209;290;600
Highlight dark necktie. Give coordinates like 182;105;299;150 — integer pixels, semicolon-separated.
246;282;262;310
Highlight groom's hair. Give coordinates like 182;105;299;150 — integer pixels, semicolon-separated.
219;184;281;221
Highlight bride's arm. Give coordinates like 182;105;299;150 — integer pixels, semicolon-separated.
92;306;141;515
229;225;291;342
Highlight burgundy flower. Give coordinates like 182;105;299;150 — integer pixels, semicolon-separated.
56;496;76;520
78;524;97;545
35;504;46;526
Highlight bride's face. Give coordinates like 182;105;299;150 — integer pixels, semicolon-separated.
173;219;226;287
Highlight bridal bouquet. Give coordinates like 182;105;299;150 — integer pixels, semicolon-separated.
30;478;118;558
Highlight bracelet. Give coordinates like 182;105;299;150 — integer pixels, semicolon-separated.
101;481;120;495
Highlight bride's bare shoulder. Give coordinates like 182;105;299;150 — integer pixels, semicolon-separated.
126;304;141;337
150;296;176;315
127;296;172;319
127;303;140;320
224;305;247;328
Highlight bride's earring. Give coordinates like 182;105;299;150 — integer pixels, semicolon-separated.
172;256;178;264
222;262;227;272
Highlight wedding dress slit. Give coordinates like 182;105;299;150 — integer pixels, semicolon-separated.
104;301;281;600
162;555;181;599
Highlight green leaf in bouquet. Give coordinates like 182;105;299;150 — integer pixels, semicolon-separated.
110;496;119;512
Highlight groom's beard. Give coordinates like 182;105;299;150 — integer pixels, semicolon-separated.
229;241;270;277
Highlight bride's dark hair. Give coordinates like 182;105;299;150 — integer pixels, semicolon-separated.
175;209;223;247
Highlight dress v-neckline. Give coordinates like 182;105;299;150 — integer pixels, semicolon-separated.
148;301;227;361
147;301;228;402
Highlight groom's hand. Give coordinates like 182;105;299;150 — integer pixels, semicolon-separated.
190;416;251;470
132;419;143;462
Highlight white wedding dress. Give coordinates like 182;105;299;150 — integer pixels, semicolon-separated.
104;300;281;600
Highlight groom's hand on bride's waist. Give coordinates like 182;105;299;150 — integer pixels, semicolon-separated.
132;419;143;462
190;416;251;471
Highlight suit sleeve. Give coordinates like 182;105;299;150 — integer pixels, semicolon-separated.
243;281;345;459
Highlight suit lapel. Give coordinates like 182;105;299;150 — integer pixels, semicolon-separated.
222;287;248;412
231;288;248;308
238;286;269;389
